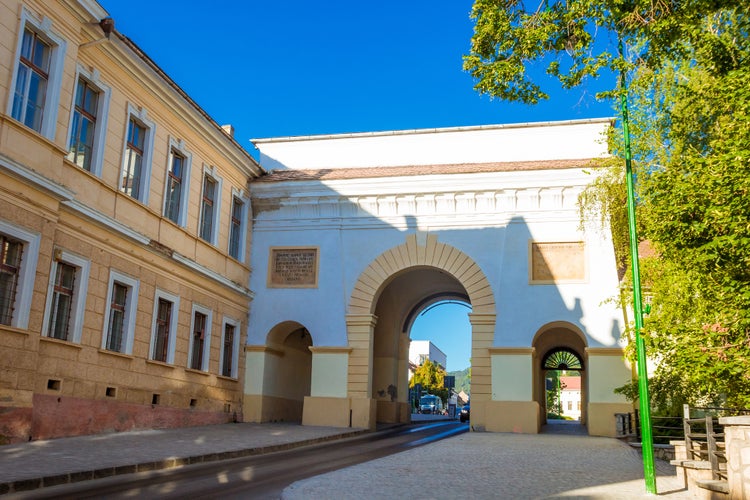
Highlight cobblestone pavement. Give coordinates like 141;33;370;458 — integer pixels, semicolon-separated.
283;432;695;499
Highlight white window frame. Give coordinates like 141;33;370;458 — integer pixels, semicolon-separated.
119;103;156;204
65;65;111;176
6;9;66;140
228;187;249;262
187;303;212;372
0;220;40;329
198;164;222;245
101;270;139;355
219;316;240;379
149;289;180;364
162;137;192;227
42;250;90;343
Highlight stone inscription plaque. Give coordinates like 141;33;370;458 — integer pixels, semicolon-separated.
268;247;318;288
530;241;586;283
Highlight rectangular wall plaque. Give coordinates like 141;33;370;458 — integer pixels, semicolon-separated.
268;247;319;288
529;241;586;284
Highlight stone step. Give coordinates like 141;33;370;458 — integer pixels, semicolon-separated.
695;479;729;494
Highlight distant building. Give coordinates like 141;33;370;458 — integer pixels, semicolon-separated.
560;376;582;420
407;340;447;385
409;340;447;370
457;390;470;406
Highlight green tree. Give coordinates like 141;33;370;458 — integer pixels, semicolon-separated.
464;0;746;105
636;65;750;408
410;360;449;403
465;1;750;408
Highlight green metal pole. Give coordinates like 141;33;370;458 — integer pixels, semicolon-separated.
619;40;657;495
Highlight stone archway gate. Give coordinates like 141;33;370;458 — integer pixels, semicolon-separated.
245;119;634;435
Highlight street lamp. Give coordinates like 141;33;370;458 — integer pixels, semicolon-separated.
619;39;656;494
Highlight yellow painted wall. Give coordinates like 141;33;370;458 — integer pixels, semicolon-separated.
491;353;533;401
311;351;349;398
587;351;632;403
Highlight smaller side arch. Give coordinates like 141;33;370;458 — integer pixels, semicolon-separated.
532;321;588;428
250;320;313;423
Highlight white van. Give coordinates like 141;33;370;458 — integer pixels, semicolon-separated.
419;394;444;414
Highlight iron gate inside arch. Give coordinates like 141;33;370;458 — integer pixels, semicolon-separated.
542;347;584;371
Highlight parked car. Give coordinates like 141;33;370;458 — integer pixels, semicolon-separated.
419;394;444;414
459;404;470;422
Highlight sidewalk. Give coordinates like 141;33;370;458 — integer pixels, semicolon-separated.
0;422;367;494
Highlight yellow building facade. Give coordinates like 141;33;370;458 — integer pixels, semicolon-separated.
0;0;262;443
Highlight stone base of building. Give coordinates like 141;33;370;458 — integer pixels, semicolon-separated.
0;394;238;443
376;400;410;424
242;394;304;423
587;402;634;437
473;400;541;434
301;396;377;430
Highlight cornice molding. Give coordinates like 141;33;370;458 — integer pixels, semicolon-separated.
0;152;74;199
308;346;353;354
252;184;584;224
488;347;536;355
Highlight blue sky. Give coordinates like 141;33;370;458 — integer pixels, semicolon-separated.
102;1;615;372
410;302;472;372
103;1;614;145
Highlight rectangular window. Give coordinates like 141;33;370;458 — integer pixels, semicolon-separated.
0;235;23;326
190;311;207;370
149;289;180;364
221;322;235;377
106;282;127;352
152;298;172;362
122;118;145;199
119;105;155;203
220;317;239;379
228;196;244;259
67;78;99;171
47;262;76;340
164;150;185;223
199;175;216;242
7;12;66;140
0;222;40;329
102;270;139;355
12;27;50;133
43;251;90;343
567;401;573;411
188;305;212;371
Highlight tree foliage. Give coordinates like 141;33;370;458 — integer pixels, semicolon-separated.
464;0;748;104
466;1;750;408
410;360;449;402
636;62;750;408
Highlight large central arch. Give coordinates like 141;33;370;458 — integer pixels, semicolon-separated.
340;234;496;430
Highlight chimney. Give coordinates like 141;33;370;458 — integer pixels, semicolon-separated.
221;124;234;137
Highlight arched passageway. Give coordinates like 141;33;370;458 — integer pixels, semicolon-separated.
371;267;470;424
532;324;588;429
246;321;312;423
333;234;495;430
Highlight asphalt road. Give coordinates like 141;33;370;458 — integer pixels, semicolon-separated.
13;421;468;500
